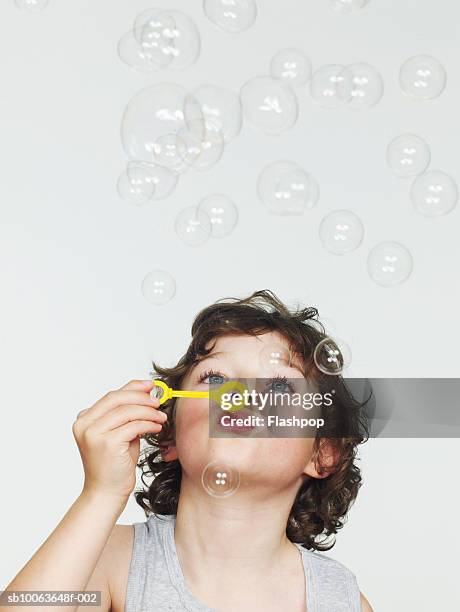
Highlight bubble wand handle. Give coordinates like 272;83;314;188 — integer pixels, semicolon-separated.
172;390;210;399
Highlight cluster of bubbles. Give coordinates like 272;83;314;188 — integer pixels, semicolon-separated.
310;63;383;111
257;161;319;215
119;82;243;205
14;0;49;11
114;12;453;299
203;0;258;33
118;9;201;72
175;194;238;246
387;134;458;217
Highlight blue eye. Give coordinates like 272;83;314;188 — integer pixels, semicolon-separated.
208;374;225;385
267;377;294;393
199;369;226;385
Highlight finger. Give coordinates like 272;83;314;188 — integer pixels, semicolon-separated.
109;419;164;444
117;379;154;392
80;389;160;423
90;404;167;434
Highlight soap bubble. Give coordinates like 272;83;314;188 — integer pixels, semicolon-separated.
399;55;447;100
117;165;155;205
319;210;364;254
258;161;319;215
411;170;458;217
337;63;384;110
330;0;369;13
314;337;352;375
15;0;49;12
175;206;212;246
367;242;413;287
142;270;176;305
121;84;205;162
270;48;313;88
386;134;431;178
240;76;298;134
134;9;201;70
197;194;238;238
184;84;242;144
260;345;292;372
126;161;178;200
202;461;240;497
203;0;257;33
310;65;352;109
177;118;225;171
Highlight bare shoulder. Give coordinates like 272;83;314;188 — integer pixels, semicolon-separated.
360;591;373;612
75;524;133;612
104;524;134;612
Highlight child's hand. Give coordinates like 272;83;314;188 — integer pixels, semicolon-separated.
72;379;166;502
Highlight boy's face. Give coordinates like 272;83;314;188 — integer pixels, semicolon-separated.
165;331;334;490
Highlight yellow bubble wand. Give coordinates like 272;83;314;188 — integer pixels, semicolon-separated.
151;379;248;412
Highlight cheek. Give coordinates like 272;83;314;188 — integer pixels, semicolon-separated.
268;439;316;473
174;397;210;447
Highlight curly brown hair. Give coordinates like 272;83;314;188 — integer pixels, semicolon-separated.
135;289;369;551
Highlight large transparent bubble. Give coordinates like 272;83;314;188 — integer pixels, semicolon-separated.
240;76;298;134
310;65;352;109
258;161;320;215
175;206;212;246
386;134;431;178
121;83;204;162
330;0;369;13
184;84;242;144
319;210;364;255
410;171;458;217
270;48;312;88
126;161;178;200
337;63;384;110
399;55;447;100
197;194;238;238
367;242;413;287
142;270;176;305
203;0;257;33
133;9;201;70
15;0;49;11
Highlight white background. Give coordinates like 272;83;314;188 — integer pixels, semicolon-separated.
1;0;459;609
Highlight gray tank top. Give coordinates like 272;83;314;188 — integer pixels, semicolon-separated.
124;514;362;612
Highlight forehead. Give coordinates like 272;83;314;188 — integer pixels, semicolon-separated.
201;331;305;372
205;331;290;353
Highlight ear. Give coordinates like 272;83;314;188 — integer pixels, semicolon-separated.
302;439;340;479
160;443;178;462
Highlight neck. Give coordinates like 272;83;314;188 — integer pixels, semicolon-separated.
174;475;303;580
